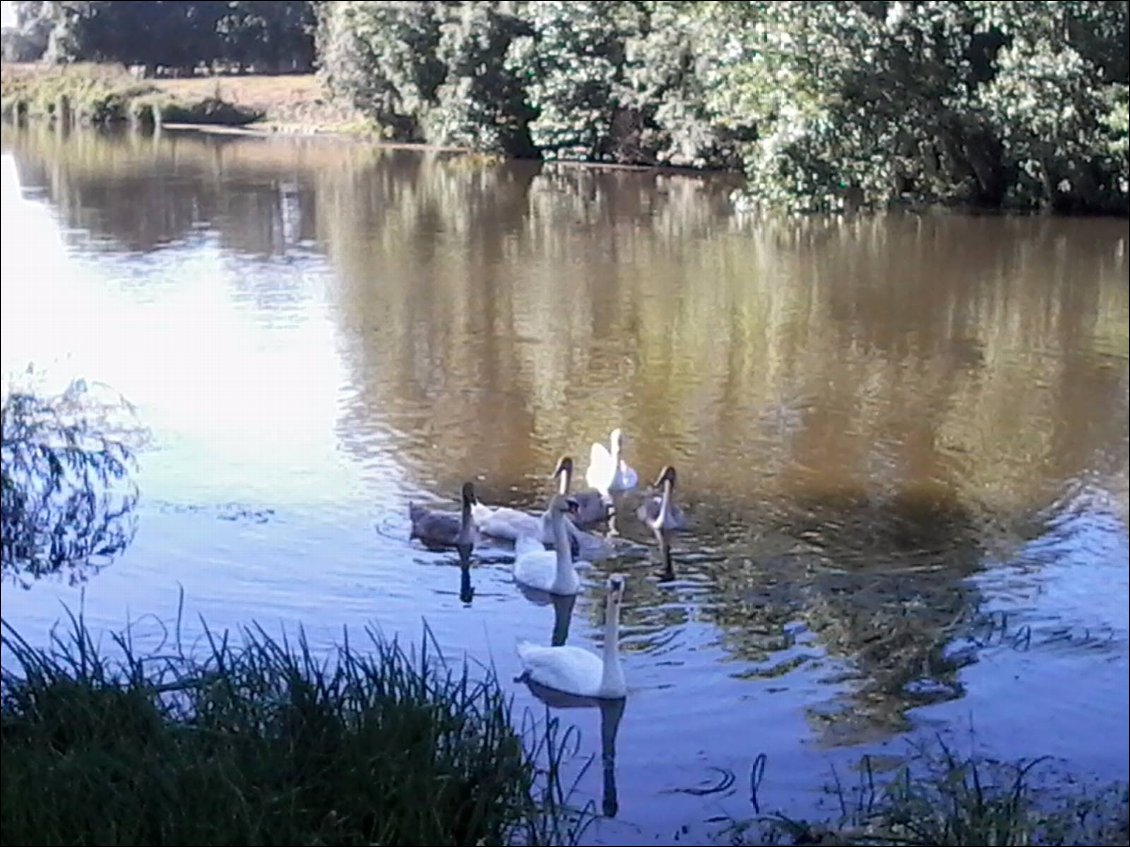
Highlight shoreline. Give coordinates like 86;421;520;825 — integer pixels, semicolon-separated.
1;62;743;181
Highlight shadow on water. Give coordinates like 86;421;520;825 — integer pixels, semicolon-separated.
1;374;144;588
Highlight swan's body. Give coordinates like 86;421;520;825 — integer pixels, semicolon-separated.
409;482;479;560
472;502;543;542
637;465;687;531
517;575;627;699
586;428;639;497
513;494;589;595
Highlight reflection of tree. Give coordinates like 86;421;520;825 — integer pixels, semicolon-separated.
704;485;993;737
312;148;1126;737
7;126;1127;741
3;124;343;257
1;378;143;588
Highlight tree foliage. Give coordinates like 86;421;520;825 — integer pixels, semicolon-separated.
13;1;316;73
11;0;1128;213
317;0;1128;213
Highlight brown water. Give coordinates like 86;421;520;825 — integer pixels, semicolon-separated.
2;125;1128;842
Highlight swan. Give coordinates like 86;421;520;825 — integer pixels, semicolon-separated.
636;465;687;531
554;455;611;527
513;494;589;595
586;428;639;497
471;499;543;542
408;481;479;561
472;458;611;559
517;574;627;699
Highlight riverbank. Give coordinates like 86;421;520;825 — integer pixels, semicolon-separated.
0;63;366;133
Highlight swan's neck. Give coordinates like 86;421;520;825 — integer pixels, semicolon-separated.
600;597;624;695
657;479;673;526
458;497;474;543
552;512;573;585
558;466;571;496
609;438;622;470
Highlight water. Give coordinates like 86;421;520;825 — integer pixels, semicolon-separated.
1;125;1127;843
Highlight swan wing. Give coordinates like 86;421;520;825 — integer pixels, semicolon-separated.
586;441;613;491
514;534;545;558
637;495;661;525
668;503;688;530
513;548;557;591
470;502;495;524
517;642;605;698
570;491;609;527
412;509;461;545
566;522;611;562
477;505;540;541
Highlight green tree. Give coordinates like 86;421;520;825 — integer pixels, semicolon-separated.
23;1;316;73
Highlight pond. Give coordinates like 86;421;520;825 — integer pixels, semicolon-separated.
1;124;1127;844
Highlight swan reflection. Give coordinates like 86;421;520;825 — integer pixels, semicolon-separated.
521;678;626;818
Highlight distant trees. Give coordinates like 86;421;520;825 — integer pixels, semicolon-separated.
8;1;316;73
318;0;1128;214
6;0;1126;213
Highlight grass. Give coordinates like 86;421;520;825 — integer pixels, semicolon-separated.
0;63;262;128
728;741;1129;846
153;73;366;134
0;608;593;846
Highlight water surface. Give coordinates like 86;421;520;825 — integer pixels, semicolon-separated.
1;125;1127;843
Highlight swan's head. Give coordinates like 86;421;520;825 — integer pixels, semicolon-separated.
611;428;626;451
553;455;574;479
607;574;626;607
655;465;677;488
548;493;580;517
460;481;478;506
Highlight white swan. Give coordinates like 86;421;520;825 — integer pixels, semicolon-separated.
637;465;687;531
586;428;639;497
408;481;479;561
517;574;627;699
513;494;589;595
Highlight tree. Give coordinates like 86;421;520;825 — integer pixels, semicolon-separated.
22;1;316;73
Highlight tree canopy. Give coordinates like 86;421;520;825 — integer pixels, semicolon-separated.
8;0;1128;213
10;1;316;73
317;0;1128;214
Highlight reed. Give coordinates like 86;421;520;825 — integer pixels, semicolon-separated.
733;741;1129;846
0;608;593;846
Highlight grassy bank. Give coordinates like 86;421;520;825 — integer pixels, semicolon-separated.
0;63;366;133
0;613;589;846
0;63;264;129
3;612;1127;847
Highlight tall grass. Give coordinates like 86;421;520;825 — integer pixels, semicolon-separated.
732;740;1129;846
0;609;592;846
